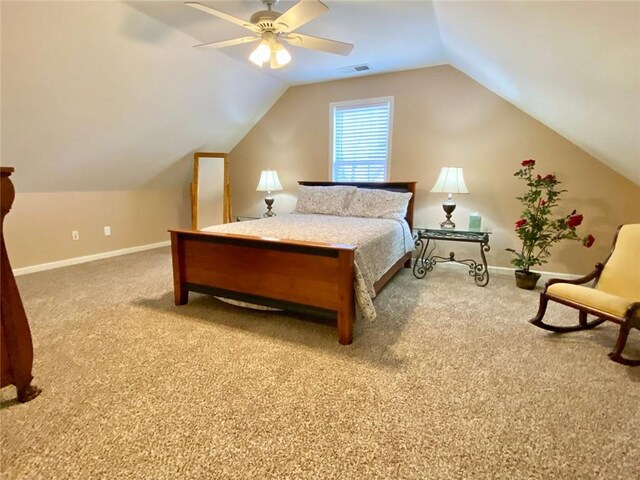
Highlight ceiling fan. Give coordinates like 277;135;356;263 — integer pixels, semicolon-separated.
186;0;354;69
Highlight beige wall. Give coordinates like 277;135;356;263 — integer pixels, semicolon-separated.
4;188;189;269
229;65;640;274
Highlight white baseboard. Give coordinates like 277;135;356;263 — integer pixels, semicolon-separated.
13;241;171;276
421;260;581;280
15;243;582;281
487;265;580;281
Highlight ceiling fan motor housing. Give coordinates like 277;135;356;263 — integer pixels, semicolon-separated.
250;10;282;31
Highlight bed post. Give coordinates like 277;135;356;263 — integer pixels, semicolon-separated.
405;182;416;268
337;249;355;345
170;231;188;305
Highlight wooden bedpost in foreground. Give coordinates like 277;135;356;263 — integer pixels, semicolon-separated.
337;249;355;345
170;231;188;306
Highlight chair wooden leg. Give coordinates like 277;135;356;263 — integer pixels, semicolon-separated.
530;295;606;333
608;318;640;366
529;294;550;327
579;312;607;330
579;311;587;327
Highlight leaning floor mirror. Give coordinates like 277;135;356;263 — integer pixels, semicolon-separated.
191;152;231;229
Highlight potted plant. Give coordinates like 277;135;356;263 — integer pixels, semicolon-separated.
506;159;595;290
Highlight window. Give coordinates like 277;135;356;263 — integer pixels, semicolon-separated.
330;97;393;182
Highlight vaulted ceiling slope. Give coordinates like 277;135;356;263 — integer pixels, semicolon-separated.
433;1;640;185
1;1;286;191
2;1;638;191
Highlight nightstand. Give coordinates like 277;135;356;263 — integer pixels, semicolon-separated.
413;227;492;286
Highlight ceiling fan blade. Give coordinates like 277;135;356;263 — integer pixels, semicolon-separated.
193;36;260;49
186;2;259;33
274;0;328;33
284;33;354;56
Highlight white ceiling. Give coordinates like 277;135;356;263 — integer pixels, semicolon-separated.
132;0;639;185
128;1;448;85
2;1;638;190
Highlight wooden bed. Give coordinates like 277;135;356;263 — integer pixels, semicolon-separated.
169;181;416;345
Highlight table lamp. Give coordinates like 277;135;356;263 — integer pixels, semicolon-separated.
256;170;283;217
430;167;469;229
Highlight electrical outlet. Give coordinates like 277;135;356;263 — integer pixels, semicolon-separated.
104;226;111;236
72;230;79;241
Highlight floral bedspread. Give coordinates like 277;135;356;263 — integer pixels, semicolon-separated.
202;214;415;320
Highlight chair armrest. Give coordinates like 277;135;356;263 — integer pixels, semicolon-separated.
543;263;604;292
624;302;640;322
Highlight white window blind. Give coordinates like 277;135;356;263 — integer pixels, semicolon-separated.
331;98;392;182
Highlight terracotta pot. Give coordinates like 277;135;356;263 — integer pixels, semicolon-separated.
515;270;541;290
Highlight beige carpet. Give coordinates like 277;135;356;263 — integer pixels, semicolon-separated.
1;247;638;479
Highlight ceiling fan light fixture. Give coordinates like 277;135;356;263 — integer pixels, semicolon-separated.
274;43;291;67
249;40;271;67
251;38;291;69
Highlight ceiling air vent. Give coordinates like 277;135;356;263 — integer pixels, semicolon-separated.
338;64;372;74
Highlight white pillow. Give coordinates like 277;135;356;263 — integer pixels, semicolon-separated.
346;188;413;221
293;185;357;216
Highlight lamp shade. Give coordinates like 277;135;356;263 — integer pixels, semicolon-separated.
256;170;283;192
430;167;469;194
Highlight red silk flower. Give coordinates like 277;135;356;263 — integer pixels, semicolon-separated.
567;214;583;228
515;218;527;229
521;159;536;167
583;234;595;248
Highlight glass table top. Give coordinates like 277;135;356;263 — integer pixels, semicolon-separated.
414;226;492;235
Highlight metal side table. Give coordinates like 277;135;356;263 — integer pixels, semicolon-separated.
413;228;492;286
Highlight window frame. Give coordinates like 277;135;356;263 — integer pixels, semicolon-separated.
329;96;394;182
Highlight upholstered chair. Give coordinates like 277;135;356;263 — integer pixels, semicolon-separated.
530;224;639;365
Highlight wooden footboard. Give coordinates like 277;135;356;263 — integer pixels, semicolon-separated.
170;229;357;344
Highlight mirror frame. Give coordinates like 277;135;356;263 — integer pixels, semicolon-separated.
191;152;231;229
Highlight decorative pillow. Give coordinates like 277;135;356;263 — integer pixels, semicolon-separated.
293;185;357;216
346;188;413;221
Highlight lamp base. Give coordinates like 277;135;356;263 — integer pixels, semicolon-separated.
440;218;456;229
440;200;456;229
263;197;276;217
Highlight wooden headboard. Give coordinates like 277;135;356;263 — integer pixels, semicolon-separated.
297;181;417;231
